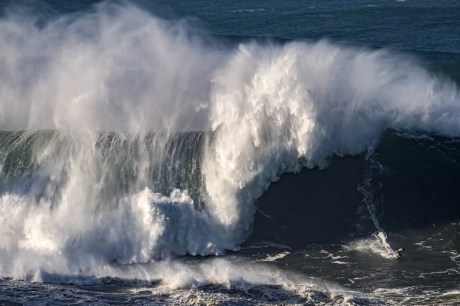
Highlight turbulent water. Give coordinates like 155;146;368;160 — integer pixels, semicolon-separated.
0;1;459;305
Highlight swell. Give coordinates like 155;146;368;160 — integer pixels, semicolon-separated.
0;3;460;278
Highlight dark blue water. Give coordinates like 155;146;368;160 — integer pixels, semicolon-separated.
3;0;460;52
0;1;459;305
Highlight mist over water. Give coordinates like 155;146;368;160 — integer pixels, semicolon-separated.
0;3;220;132
0;4;459;302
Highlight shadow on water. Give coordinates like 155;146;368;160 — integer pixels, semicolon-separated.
246;132;460;250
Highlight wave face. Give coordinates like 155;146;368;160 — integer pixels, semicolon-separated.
249;132;460;246
0;3;460;278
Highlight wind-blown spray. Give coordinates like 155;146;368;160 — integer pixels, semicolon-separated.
0;3;459;279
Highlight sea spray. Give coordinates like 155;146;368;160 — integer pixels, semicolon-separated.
0;131;233;278
0;3;459;278
0;3;221;132
355;149;397;258
203;41;460;248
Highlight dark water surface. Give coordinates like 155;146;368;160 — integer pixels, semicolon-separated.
0;1;459;305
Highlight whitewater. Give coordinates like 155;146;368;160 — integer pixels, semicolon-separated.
0;2;459;305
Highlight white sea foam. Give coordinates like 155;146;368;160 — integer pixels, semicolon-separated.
0;186;232;278
0;2;459;279
260;251;290;262
41;258;365;305
343;232;397;259
441;290;460;297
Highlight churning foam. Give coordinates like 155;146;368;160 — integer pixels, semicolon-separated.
0;187;226;277
0;2;459;278
343;232;397;259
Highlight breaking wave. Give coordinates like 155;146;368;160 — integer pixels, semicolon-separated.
0;2;459;279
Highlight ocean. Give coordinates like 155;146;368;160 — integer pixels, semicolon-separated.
0;0;459;305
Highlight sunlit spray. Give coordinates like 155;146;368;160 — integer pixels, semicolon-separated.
0;3;459;279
